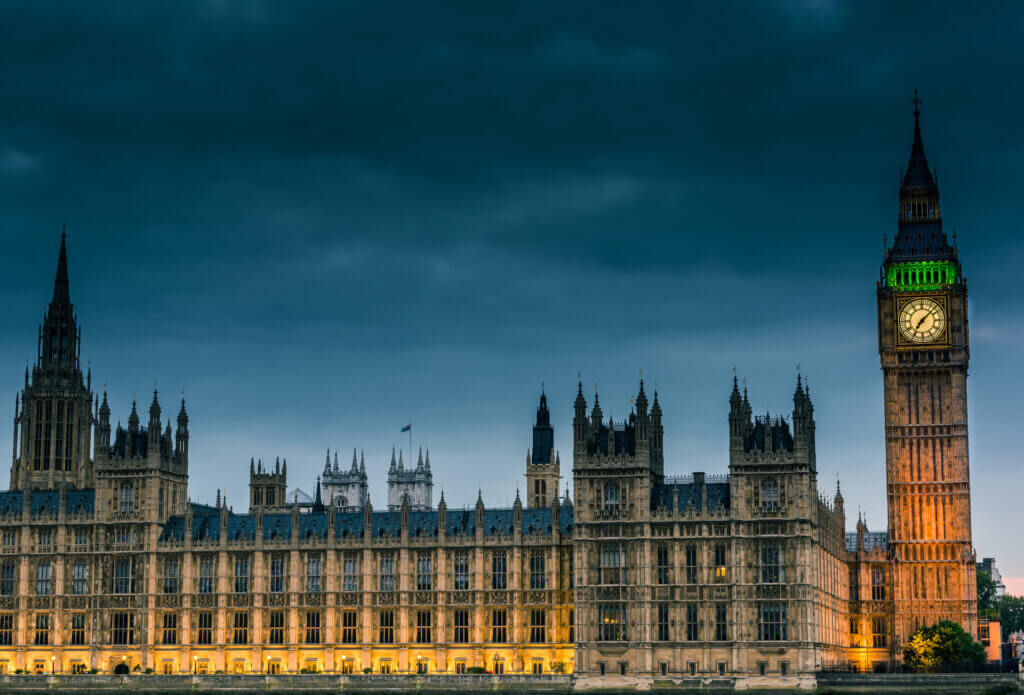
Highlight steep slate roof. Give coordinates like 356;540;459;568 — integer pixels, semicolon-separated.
651;481;731;513
156;506;575;544
0;489;95;517
845;531;889;553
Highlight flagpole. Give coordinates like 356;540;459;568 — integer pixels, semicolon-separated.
409;425;412;468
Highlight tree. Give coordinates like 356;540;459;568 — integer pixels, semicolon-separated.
997;595;1024;641
978;570;998;618
903;621;986;672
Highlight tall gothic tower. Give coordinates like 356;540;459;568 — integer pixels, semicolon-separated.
877;97;975;645
525;390;560;508
10;233;95;490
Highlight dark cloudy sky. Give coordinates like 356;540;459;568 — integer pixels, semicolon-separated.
1;2;1022;582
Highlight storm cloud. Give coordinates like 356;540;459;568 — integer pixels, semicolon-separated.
1;2;1022;577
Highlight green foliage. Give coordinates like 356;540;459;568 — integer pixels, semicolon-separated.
144;668;154;674
362;667;372;674
978;570;998;616
903;620;986;672
997;594;1024;641
466;666;488;674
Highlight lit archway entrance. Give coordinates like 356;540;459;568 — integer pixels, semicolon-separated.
114;663;130;675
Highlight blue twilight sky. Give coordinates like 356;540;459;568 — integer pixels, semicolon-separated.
0;2;1022;581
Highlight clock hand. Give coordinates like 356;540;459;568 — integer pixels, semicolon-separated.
915;312;931;330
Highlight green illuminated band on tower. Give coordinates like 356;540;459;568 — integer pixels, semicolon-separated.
885;260;958;291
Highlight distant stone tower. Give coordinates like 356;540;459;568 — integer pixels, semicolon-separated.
249;456;287;512
10;233;95;490
878;96;975;644
93;390;189;523
525;389;560;508
322;448;368;511
387;447;432;511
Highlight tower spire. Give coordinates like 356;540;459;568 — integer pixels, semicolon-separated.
52;227;71;306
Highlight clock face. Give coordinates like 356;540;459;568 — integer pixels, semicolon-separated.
899;297;946;343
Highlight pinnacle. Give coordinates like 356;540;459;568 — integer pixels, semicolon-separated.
52;230;71;306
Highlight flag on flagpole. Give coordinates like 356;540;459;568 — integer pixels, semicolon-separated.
401;424;411;433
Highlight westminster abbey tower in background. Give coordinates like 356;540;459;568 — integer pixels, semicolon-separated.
0;103;976;683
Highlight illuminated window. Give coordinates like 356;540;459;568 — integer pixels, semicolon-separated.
599;603;625;641
714;544;727;581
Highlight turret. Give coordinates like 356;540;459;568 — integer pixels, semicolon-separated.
175;397;189;462
148;389;162;448
526;388;560;508
97;390;112;452
573;380;588;449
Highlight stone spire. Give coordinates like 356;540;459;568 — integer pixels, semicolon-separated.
52;229;71;306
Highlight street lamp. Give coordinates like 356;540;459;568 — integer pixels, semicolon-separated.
192;656;197;674
50;656;55;675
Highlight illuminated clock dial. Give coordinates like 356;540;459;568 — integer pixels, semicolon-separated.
899;297;946;343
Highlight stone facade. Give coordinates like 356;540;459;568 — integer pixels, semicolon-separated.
0;107;979;681
322;450;369;512
386;449;432;512
877;101;976;647
571;378;849;679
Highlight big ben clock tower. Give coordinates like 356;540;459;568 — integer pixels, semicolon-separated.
878;94;976;647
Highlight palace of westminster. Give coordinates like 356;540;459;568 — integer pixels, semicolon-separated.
0;107;978;683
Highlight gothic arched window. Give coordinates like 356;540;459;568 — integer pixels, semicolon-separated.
760;479;779;511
